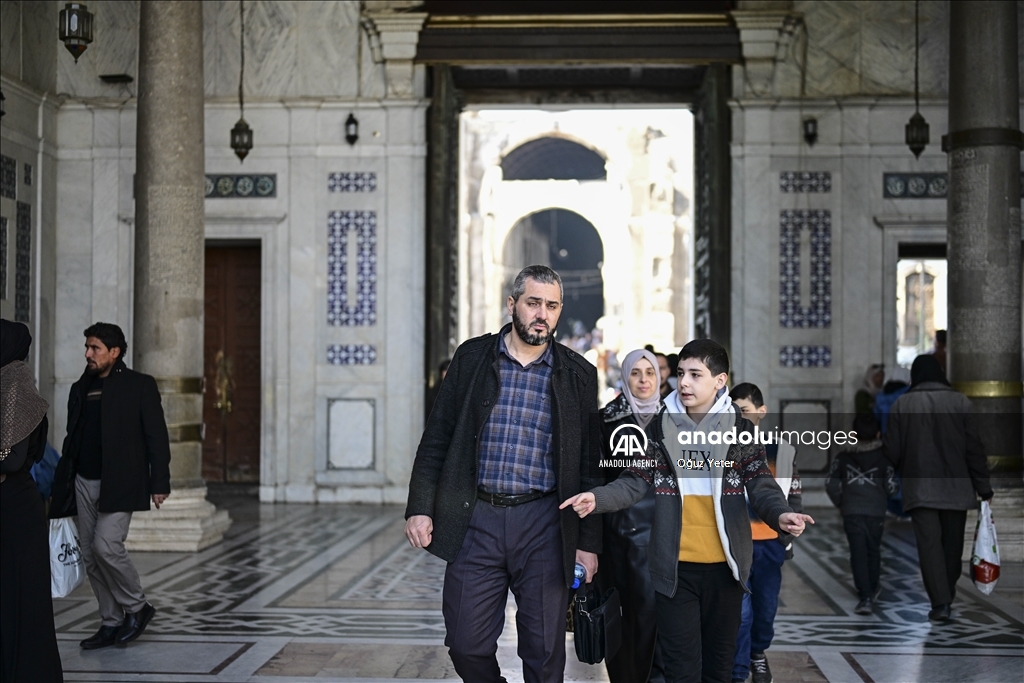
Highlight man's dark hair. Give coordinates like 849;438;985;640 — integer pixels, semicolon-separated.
510;265;563;302
84;322;127;359
730;382;764;408
644;344;655;353
678;339;729;377
852;413;881;441
935;329;946;346
666;353;678;375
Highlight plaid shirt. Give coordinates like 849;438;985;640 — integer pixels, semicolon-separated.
477;334;556;494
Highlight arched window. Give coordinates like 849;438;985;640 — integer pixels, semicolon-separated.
500;137;607;181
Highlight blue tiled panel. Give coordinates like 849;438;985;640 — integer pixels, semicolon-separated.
883;173;947;198
327;344;378;365
780;171;831;193
0;155;16;199
328;172;377;192
15;202;31;323
327;211;377;326
204;174;276;198
780;209;831;328
780;345;832;368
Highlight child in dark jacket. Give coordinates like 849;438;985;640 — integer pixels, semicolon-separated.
826;413;899;614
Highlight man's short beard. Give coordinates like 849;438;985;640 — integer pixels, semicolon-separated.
85;365;102;376
512;308;554;346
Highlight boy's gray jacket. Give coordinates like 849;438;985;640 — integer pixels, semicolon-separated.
591;409;792;597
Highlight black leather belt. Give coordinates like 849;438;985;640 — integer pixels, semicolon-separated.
477;489;554;507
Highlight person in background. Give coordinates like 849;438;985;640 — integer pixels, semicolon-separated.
873;367;911;435
666;353;679;392
826;414;899;615
0;319;64;682
854;363;885;414
438;358;451;382
655;353;673;400
49;323;171;650
884;354;992;622
729;382;802;683
931;330;947;374
873;366;911;520
599;349;666;683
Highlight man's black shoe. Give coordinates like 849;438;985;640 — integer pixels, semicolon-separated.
750;653;772;683
928;603;951;622
80;624;121;650
854;597;873;615
115;603;156;646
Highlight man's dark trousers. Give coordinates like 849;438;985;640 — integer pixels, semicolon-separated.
910;508;967;607
443;494;569;683
656;562;743;683
843;515;885;599
731;539;785;681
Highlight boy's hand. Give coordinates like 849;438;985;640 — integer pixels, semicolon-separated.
560;492;596;518
779;512;814;537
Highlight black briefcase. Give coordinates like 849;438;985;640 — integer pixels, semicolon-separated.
571;583;622;664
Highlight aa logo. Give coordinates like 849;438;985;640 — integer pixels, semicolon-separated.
609;424;649;458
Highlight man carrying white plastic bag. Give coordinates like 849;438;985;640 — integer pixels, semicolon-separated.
971;500;1000;595
50;517;86;598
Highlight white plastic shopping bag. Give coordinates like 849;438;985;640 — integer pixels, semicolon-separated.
970;500;1000;595
50;517;85;598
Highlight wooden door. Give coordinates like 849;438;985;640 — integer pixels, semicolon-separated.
203;246;261;483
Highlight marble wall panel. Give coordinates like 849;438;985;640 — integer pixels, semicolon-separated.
772;1;949;99
20;0;57;94
295;1;360;98
0;1;22;80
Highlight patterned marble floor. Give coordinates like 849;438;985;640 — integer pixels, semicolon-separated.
52;494;1023;682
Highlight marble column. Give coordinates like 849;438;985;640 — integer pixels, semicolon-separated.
128;1;229;551
946;0;1023;560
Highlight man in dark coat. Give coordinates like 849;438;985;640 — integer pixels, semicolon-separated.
50;322;171;649
405;265;602;683
884;354;992;622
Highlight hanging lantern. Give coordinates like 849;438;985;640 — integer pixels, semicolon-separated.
345;114;359;145
58;3;94;63
231;118;253;161
905;111;930;159
906;0;929;158
231;0;252;162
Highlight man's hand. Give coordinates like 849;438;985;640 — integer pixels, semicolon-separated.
405;514;433;548
152;494;168;509
779;512;814;537
559;492;596;518
576;550;598;584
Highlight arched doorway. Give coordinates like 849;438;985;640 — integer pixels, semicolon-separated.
502;209;604;335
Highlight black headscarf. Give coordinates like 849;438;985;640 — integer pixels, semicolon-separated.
910;354;949;388
1;319;32;368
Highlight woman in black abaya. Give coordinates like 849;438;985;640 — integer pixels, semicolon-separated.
1;319;63;682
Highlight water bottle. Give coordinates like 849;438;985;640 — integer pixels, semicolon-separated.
572;563;587;589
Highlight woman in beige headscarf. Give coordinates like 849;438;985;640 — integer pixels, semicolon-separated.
597;349;666;683
1;319;63;681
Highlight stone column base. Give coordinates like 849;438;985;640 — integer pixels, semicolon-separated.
963;488;1024;562
126;487;231;552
